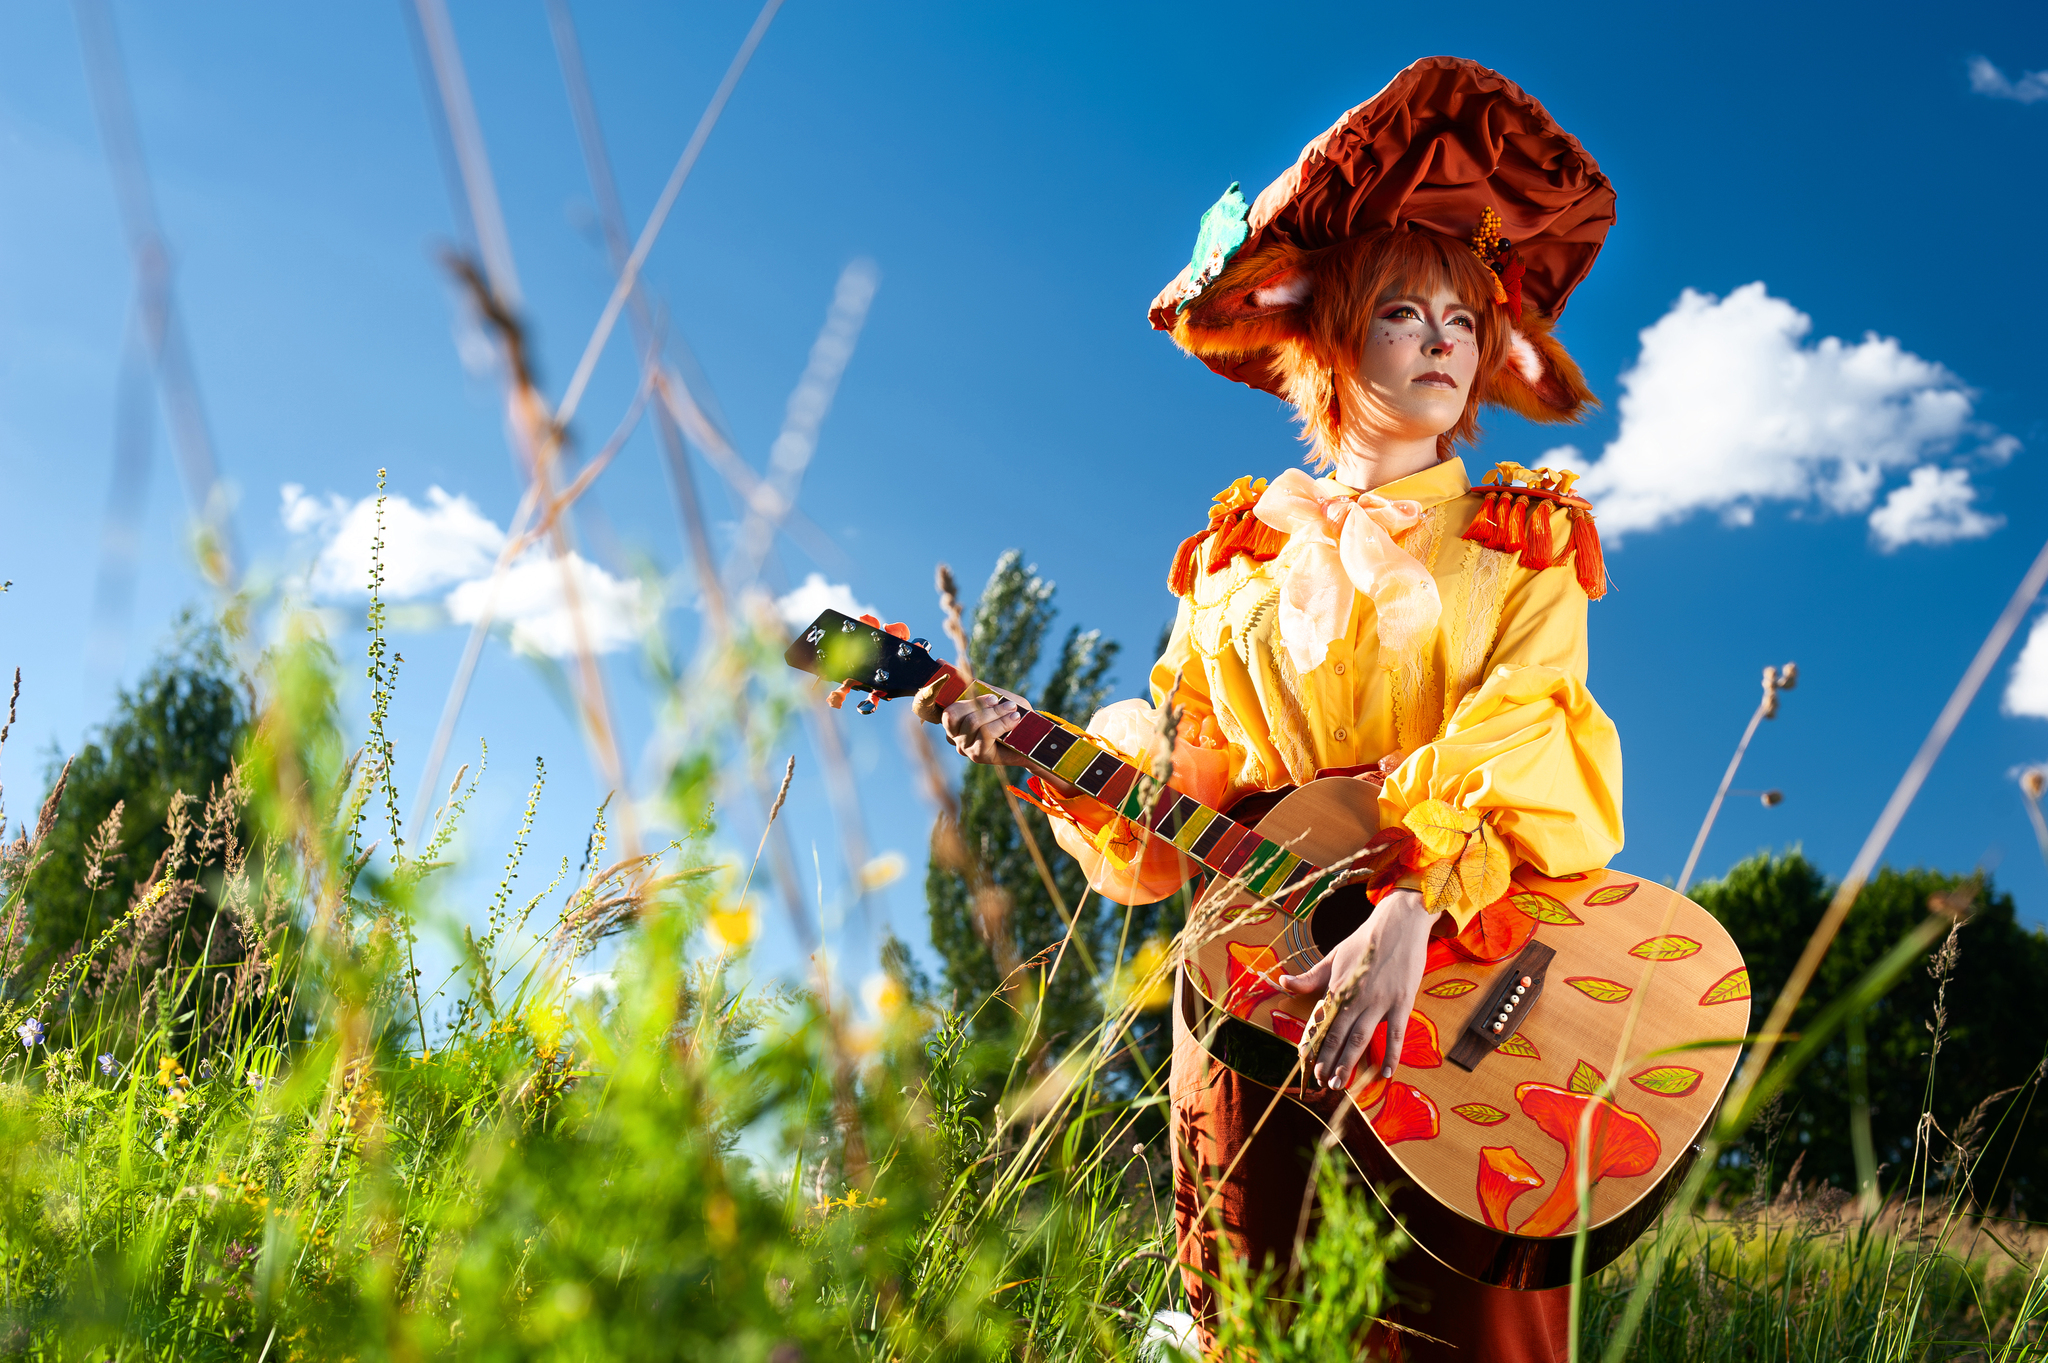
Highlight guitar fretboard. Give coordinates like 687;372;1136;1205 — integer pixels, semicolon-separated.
1005;709;1340;917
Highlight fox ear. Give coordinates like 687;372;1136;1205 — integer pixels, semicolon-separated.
1232;266;1313;314
1482;310;1597;423
1171;242;1315;360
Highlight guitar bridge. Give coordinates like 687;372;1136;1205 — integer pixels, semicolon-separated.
1448;940;1556;1072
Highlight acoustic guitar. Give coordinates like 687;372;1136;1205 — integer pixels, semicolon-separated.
787;609;1750;1288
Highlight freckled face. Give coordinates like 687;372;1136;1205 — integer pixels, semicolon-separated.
1353;282;1482;440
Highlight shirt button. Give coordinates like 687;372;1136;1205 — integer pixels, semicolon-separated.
1333;662;1346;675
1333;727;1348;742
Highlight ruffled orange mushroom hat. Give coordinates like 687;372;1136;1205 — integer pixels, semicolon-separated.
1150;56;1614;448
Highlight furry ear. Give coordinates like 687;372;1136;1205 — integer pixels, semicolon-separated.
1481;309;1598;423
1170;242;1315;362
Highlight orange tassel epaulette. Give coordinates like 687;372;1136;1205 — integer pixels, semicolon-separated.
1461;462;1607;599
1168;476;1288;596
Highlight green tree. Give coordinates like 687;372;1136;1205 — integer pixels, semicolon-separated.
17;622;263;1042
925;552;1183;1091
1693;849;2048;1208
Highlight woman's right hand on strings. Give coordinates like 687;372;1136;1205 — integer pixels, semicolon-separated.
941;685;1030;765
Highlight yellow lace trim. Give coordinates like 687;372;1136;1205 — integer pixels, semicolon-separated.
1448;538;1513;718
1389;507;1448;750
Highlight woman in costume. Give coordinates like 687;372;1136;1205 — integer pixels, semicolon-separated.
942;57;1623;1361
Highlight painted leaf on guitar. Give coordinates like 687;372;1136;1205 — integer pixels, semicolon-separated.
1567;1058;1606;1095
1699;967;1751;1006
1477;1146;1545;1229
1423;937;1462;976
1512;1084;1662;1237
1584;880;1641;906
1424;978;1478;998
1363;1010;1445;1072
1629;1065;1704;1098
1565;976;1633;1003
1224;941;1284;1017
1453;1102;1509;1126
1495;1031;1541;1059
1444;899;1539;965
1370;1082;1440;1145
1269;1009;1307;1045
1509;890;1584;927
1345;1012;1445;1114
1628;935;1703;961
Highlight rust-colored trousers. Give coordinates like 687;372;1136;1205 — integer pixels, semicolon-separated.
1170;974;1569;1360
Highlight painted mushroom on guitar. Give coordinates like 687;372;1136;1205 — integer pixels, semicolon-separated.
1509;1082;1661;1237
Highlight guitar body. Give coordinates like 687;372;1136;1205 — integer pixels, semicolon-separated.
1185;778;1751;1288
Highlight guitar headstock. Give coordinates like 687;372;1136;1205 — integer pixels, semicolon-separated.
784;610;945;714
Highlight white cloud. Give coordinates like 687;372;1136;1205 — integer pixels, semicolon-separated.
1867;466;2003;550
282;484;653;658
1969;56;2048;104
2006;615;2048;718
774;572;875;629
281;483;503;598
445;551;654;659
1561;283;2011;542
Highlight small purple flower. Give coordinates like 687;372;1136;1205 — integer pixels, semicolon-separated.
98;1054;117;1076
17;1019;43;1051
245;1071;266;1092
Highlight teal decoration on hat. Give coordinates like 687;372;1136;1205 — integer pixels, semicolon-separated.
1175;182;1250;312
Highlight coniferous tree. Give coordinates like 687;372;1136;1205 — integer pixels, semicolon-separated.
924;552;1180;1093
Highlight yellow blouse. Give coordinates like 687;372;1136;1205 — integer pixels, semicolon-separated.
1045;457;1624;928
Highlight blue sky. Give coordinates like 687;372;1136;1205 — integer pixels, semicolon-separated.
3;1;2047;1003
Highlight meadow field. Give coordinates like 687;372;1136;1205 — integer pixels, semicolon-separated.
0;553;2041;1362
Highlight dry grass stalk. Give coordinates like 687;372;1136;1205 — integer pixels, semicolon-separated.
737;755;795;907
442;253;641;863
1676;661;1797;894
0;666;18;768
0;757;74;985
74;0;241;589
83;799;126;892
2019;767;2048;868
936;564;972;679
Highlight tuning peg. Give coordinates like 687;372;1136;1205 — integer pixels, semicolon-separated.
856;697;879;715
910;637;931;649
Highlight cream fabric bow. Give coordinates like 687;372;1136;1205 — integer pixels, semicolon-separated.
1251;468;1442;674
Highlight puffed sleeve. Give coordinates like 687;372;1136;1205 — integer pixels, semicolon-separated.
1036;599;1236;905
1376;553;1624;927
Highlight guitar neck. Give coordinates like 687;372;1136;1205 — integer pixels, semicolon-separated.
782;605;1337;916
933;672;1337;917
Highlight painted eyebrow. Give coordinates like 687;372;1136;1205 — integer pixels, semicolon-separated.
1378;296;1479;318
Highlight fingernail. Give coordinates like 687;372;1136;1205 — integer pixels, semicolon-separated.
1381;1065;1394;1079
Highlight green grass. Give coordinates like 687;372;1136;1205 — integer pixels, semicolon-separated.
0;611;2040;1360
